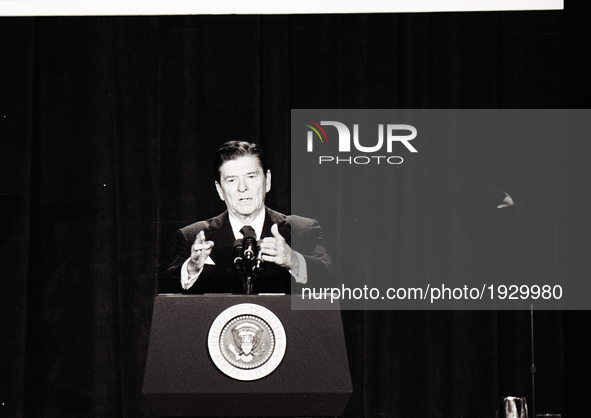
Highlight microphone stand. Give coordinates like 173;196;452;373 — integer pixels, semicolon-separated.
234;238;264;295
245;274;254;294
233;241;250;293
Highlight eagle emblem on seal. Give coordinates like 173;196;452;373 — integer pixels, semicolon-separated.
209;304;286;380
228;322;267;363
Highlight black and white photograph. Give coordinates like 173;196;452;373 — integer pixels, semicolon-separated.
1;1;590;417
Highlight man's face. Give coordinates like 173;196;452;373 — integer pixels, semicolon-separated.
215;155;271;223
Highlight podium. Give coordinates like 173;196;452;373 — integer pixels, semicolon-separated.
143;294;352;417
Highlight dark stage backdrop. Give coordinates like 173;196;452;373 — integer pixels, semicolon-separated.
1;9;590;418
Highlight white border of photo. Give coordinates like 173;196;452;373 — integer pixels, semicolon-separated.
0;0;564;17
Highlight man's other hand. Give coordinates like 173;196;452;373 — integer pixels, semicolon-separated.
260;223;292;269
188;230;214;275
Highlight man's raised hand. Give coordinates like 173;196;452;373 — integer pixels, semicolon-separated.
259;223;292;269
188;230;214;275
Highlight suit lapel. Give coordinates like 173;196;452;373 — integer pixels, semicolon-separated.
263;207;291;245
205;212;235;265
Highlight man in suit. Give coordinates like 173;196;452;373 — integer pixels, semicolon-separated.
162;141;332;294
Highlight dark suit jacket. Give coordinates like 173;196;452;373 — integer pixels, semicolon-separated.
161;207;333;294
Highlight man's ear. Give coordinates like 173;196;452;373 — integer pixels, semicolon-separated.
265;170;271;193
215;181;224;201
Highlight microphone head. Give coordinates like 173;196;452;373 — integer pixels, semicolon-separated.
233;240;244;269
240;225;257;261
253;259;264;275
243;237;256;261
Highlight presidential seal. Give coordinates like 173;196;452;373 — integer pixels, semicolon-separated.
208;303;286;381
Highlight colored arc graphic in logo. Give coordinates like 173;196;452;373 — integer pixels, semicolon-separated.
302;119;329;143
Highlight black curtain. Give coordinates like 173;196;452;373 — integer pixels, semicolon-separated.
1;10;589;418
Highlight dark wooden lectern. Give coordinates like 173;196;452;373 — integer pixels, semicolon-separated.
143;294;352;417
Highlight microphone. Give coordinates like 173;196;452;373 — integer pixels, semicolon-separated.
253;240;265;275
232;240;244;270
237;225;262;293
240;227;257;261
